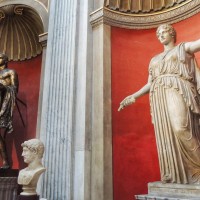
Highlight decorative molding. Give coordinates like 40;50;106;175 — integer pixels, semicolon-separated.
14;5;23;15
90;7;104;28
38;0;48;10
39;32;48;48
0;5;24;16
90;0;200;29
104;0;187;14
0;10;5;19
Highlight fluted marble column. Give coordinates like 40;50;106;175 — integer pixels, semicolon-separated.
38;0;78;199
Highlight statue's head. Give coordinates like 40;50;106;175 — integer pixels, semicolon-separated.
21;139;44;164
156;24;176;43
0;53;8;67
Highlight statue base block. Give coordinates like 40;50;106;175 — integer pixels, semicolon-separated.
18;195;39;200
135;194;200;200
0;169;19;177
135;182;200;200
0;169;19;200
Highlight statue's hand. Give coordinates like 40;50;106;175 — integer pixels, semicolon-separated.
118;95;136;111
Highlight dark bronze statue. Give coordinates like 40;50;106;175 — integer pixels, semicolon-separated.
0;53;18;169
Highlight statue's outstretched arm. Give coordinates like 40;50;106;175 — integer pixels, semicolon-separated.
118;74;152;111
185;39;200;54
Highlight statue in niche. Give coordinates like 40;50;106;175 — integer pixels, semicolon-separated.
18;139;46;196
0;53;18;169
118;24;200;184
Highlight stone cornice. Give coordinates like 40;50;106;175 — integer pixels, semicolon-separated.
39;32;48;48
90;7;104;28
90;0;200;29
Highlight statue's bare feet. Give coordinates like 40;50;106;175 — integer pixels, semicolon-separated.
0;164;10;169
161;175;171;183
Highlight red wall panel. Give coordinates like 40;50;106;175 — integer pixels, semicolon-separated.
112;13;200;200
0;55;42;169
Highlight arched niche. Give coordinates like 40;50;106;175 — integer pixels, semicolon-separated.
0;1;48;61
0;0;48;169
0;0;48;32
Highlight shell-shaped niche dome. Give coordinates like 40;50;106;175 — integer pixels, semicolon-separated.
0;5;44;61
104;0;188;13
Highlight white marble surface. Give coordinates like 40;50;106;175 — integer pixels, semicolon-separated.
91;23;113;200
149;182;200;198
38;0;78;199
136;182;200;200
73;1;93;200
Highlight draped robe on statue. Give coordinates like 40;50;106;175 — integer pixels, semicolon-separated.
149;43;200;184
0;83;16;133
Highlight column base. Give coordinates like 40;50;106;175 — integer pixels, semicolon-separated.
135;181;200;200
18;195;40;200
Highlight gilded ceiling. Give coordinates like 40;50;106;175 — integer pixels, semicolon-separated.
104;0;188;14
0;5;43;61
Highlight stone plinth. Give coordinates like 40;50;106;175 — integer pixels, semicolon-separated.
135;194;200;200
18;195;39;200
0;177;18;200
135;182;200;200
0;169;19;177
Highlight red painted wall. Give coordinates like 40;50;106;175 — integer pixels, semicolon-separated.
112;13;200;200
0;55;42;169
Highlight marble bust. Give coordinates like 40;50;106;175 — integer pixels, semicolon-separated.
18;139;46;196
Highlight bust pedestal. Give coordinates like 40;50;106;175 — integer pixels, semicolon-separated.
135;182;200;200
18;194;39;200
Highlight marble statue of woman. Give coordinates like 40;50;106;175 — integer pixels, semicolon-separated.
18;139;46;196
118;24;200;184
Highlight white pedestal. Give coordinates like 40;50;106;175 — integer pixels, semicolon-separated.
135;182;200;200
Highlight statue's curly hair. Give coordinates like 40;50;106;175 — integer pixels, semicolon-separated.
156;24;177;43
22;139;44;159
0;53;8;67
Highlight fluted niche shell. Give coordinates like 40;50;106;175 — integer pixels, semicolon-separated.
0;5;44;61
104;0;187;13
